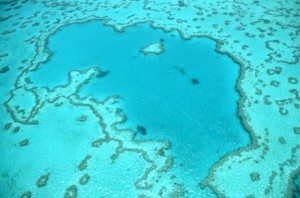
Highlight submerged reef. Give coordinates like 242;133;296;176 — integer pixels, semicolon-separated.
141;41;165;55
137;125;147;135
64;185;78;198
0;65;9;73
36;173;50;188
79;173;90;185
0;0;299;197
191;78;200;85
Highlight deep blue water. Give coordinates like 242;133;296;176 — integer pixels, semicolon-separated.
31;21;250;192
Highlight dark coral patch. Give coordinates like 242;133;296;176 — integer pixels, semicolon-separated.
250;172;260;181
278;137;286;144
36;173;50;188
137;125;147;135
0;66;9;73
78;155;92;171
13;126;20;133
3;122;12;130
191;78;199;85
78;115;87;122
270;80;280;87
20;191;31;198
19;139;29;147
293;127;300;134
96;70;109;78
266;67;282;75
288;77;298;84
79;173;90;185
64;185;78;198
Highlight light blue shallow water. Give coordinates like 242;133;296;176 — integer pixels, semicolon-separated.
31;21;250;194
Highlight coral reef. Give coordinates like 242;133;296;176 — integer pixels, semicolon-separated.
0;0;298;197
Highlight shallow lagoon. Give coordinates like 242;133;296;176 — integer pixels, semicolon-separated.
31;21;250;195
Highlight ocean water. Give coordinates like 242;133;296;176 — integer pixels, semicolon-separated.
30;21;250;196
1;0;299;197
296;174;300;198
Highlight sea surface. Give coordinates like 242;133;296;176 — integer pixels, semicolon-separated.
0;0;299;197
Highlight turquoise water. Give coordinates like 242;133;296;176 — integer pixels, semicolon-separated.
30;21;250;195
1;0;299;197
